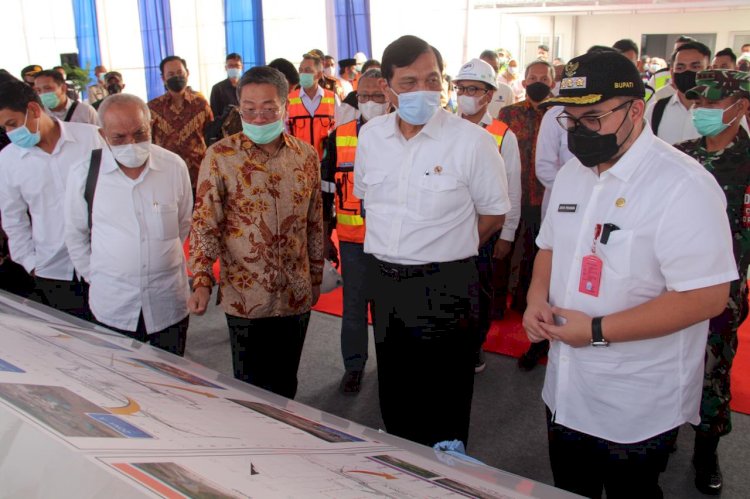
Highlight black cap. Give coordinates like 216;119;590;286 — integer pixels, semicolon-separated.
21;64;42;78
339;58;356;69
541;51;645;107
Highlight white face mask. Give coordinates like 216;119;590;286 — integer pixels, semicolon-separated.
110;142;150;168
323;67;335;78
359;101;388;121
458;94;482;116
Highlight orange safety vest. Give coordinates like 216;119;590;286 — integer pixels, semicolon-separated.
334;120;365;243
485;119;509;150
287;88;336;160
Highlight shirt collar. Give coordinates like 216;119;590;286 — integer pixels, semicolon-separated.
598;121;653;182
299;85;323;101
479;111;493;127
387;108;448;141
239;131;302;155
16;118;73;158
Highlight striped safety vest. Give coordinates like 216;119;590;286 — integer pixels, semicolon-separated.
287;88;336;160
334;120;365;243
485;119;510;150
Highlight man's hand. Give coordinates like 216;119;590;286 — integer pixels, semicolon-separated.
311;285;321;306
188;287;211;315
493;239;512;260
539;306;592;347
325;237;339;268
522;300;554;343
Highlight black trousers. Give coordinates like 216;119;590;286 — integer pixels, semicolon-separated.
371;257;478;447
546;408;678;499
226;312;311;399
101;312;189;357
0;259;35;297
31;276;90;321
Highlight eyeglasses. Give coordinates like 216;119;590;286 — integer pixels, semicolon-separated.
556;100;635;133
454;85;490;97
239;108;282;121
356;93;386;103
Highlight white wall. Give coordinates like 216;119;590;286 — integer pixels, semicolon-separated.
2;0;78;80
171;0;226;99
262;0;331;68
574;10;750;57
96;0;148;101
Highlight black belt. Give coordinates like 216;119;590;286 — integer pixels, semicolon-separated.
377;258;472;281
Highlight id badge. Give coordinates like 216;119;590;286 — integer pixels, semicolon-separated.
579;254;602;297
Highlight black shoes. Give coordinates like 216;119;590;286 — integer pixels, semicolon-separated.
339;370;363;395
693;452;723;495
517;340;549;371
475;349;486;374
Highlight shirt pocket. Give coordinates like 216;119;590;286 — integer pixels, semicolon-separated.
598;229;633;278
417;174;461;219
149;202;179;241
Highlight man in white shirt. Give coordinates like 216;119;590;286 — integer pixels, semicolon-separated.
535;105;573;221
0;81;103;319
65;94;192;355
454;57;521;369
645;41;711;144
87;65;109;105
525;50;737;498
354;35;510;447
33;70;99;126
478;50;514;117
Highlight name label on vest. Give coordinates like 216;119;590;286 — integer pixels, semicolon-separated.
558;204;577;213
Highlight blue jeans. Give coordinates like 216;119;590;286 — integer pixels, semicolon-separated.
339;241;375;371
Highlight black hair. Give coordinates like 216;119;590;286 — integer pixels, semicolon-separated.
613;39;639;56
587;45;618;54
159;56;188;74
671;41;711;64
480;49;498;61
538;44;549;52
226;53;242;63
267;58;300;87
361;59;381;73
237;66;289;102
0;80;42;112
381;35;443;83
715;48;737;63
34;69;65;86
0;69;19;85
676;35;698;44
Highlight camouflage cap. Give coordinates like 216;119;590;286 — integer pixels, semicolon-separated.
685;70;750;100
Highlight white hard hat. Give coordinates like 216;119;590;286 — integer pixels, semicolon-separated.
455;58;497;89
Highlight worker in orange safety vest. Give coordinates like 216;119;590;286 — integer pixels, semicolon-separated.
321;69;392;395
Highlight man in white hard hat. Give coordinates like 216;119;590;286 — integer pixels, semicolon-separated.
454;58;521;371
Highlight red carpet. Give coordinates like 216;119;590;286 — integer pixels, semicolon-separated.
731;317;750;414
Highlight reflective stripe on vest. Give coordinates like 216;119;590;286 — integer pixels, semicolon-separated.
287;88;336;159
335;120;365;243
485;119;510;149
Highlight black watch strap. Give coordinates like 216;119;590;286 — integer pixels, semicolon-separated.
591;316;609;346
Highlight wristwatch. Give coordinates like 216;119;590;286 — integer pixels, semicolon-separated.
591;316;610;347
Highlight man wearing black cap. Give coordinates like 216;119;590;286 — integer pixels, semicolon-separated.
523;50;737;498
20;65;42;86
675;70;750;495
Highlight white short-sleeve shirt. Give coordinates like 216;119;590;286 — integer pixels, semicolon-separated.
354;109;511;265
537;124;738;443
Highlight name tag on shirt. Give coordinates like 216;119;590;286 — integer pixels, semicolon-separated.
558;204;577;213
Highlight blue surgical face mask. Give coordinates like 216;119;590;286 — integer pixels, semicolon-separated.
40;91;61;109
227;67;242;80
391;89;441;125
299;72;316;89
7;109;41;149
691;101;739;137
242;119;284;144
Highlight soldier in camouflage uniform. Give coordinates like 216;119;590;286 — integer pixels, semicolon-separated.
676;69;750;496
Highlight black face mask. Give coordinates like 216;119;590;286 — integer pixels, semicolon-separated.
567;102;635;168
166;76;187;93
525;82;551;102
673;70;697;94
107;83;123;95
